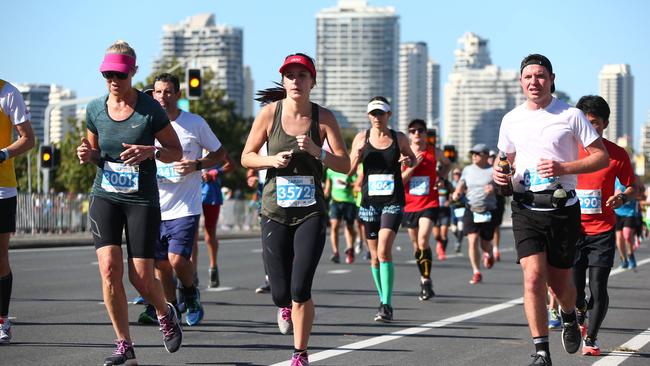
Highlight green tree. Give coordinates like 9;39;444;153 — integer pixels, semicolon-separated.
14;139;40;193
52;117;96;193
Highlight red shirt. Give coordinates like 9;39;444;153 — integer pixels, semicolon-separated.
403;149;439;212
577;139;634;235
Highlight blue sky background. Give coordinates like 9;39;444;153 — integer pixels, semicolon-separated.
4;0;649;149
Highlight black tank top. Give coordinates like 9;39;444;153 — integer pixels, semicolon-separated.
261;101;326;225
361;129;405;207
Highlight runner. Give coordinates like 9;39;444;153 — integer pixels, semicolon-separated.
77;40;184;365
241;53;350;366
0;79;35;344
324;166;357;264
573;95;635;356
433;173;455;261
401;118;449;300
452;143;497;285
494;54;608;365
449;168;466;253
349;96;416;321
614;177;639;269
488;150;506;262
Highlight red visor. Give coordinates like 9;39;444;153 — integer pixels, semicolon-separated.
279;55;316;79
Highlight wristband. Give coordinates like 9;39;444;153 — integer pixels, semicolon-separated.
0;148;8;162
617;193;627;203
319;149;327;161
195;160;203;171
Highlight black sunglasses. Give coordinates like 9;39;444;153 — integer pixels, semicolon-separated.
409;128;425;134
369;110;386;117
102;71;129;80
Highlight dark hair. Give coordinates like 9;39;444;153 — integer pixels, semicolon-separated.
408;118;426;129
576;95;610;122
255;52;316;105
369;96;390;104
154;73;180;93
520;53;555;93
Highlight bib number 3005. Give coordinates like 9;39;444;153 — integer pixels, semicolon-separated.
101;162;139;193
276;176;316;208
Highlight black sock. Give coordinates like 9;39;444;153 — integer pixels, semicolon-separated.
561;309;576;323
293;348;307;355
182;285;197;303
533;336;549;354
441;239;448;251
0;272;12;317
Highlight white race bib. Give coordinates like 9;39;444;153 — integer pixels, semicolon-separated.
156;162;185;184
276;176;316;208
453;207;466;218
576;189;602;214
473;211;492;223
368;174;394;196
409;176;429;196
101;162;139;193
523;168;558;192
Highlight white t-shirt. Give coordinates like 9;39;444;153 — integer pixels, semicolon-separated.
156;110;221;220
498;97;599;197
0;81;31;198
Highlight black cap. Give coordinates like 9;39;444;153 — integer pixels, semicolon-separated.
520;54;555;93
407;118;427;129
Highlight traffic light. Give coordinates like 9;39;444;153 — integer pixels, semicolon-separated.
187;68;202;99
443;145;457;163
40;145;53;168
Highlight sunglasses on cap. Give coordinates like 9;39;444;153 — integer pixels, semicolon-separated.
102;71;129;80
408;127;425;134
369;110;386;117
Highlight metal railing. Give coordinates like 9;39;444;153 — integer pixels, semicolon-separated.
15;193;261;235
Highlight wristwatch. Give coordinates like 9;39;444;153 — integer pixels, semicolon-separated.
154;147;161;160
0;148;7;162
319;149;327;161
617;193;627;203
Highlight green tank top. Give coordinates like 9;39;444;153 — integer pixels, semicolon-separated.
261;101;326;225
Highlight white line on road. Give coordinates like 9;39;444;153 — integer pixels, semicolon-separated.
592;328;650;366
271;256;650;366
205;286;235;292
327;269;352;274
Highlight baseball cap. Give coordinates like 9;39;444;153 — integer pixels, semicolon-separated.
279;54;316;79
469;143;489;154
489;150;497;157
367;99;391;113
520;53;555;93
100;53;136;74
142;84;154;96
408;119;427;129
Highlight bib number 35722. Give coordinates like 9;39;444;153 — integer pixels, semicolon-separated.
276;176;316;208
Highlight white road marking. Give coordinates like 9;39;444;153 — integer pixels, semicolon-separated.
271;256;650;366
205;286;235;292
327;269;352;274
592;327;650;366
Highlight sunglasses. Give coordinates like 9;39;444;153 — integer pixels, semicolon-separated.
409;128;425;134
102;71;129;80
369;110;386;117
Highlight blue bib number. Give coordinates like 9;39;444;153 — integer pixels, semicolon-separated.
523;169;557;191
409;176;429;196
453;207;466;218
156;162;185;184
101;162;139;193
276;176;316;208
368;174;394;196
576;189;602;214
473;211;492;223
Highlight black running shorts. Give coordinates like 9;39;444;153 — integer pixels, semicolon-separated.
0;196;17;233
574;229;616;268
511;201;581;269
402;207;439;229
462;208;496;241
615;215;636;230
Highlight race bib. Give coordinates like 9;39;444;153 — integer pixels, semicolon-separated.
523;168;557;191
453;207;466;218
368;174;394;196
156;162;185;184
473;211;492;223
101;162;139;193
333;177;348;189
576;189;602;214
409;176;429;196
276;176;316;208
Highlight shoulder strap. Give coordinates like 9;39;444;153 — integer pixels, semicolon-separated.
310;102;322;147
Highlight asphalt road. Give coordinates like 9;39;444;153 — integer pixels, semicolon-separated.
4;229;650;365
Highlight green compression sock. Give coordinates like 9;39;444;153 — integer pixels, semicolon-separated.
379;261;394;305
371;265;382;301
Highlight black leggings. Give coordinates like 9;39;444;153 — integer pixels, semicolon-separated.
262;215;326;307
573;265;611;339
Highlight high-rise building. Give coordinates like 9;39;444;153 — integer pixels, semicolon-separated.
155;13;244;115
641;111;650;161
243;65;254;119
398;42;428;132
15;83;76;144
599;64;634;143
315;0;399;130
427;58;440;133
443;32;525;159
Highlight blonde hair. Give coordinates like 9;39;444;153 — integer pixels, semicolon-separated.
106;40;136;59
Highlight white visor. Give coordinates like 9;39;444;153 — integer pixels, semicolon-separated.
367;100;391;113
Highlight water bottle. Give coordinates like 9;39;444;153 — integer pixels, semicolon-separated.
496;152;513;196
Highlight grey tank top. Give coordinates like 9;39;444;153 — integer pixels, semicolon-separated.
261;101;326;225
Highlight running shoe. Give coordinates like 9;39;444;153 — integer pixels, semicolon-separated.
483;252;495;269
185;288;204;326
209;267;220;288
436;241;446;261
628;254;637;269
176;288;186;314
103;339;137;366
582;337;601;356
561;318;581;354
291;351;309;366
529;351;552;365
547;308;561;329
131;296;146;305
277;307;293;335
618;258;629;269
354;239;363;254
0;318;11;344
419;279;435;301
345;248;355;264
493;248;501;262
255;279;271;294
576;305;587;338
374;304;393;322
469;272;482;285
158;303;183;353
138;304;157;325
330;254;340;264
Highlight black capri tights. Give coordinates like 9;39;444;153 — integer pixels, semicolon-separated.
261;215;326;307
574;265;611;339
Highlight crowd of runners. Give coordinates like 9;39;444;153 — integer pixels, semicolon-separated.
1;42;649;366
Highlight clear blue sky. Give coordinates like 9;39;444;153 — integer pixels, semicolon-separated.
4;0;649;149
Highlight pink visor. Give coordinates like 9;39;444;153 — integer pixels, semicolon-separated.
279;55;316;79
99;53;136;73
